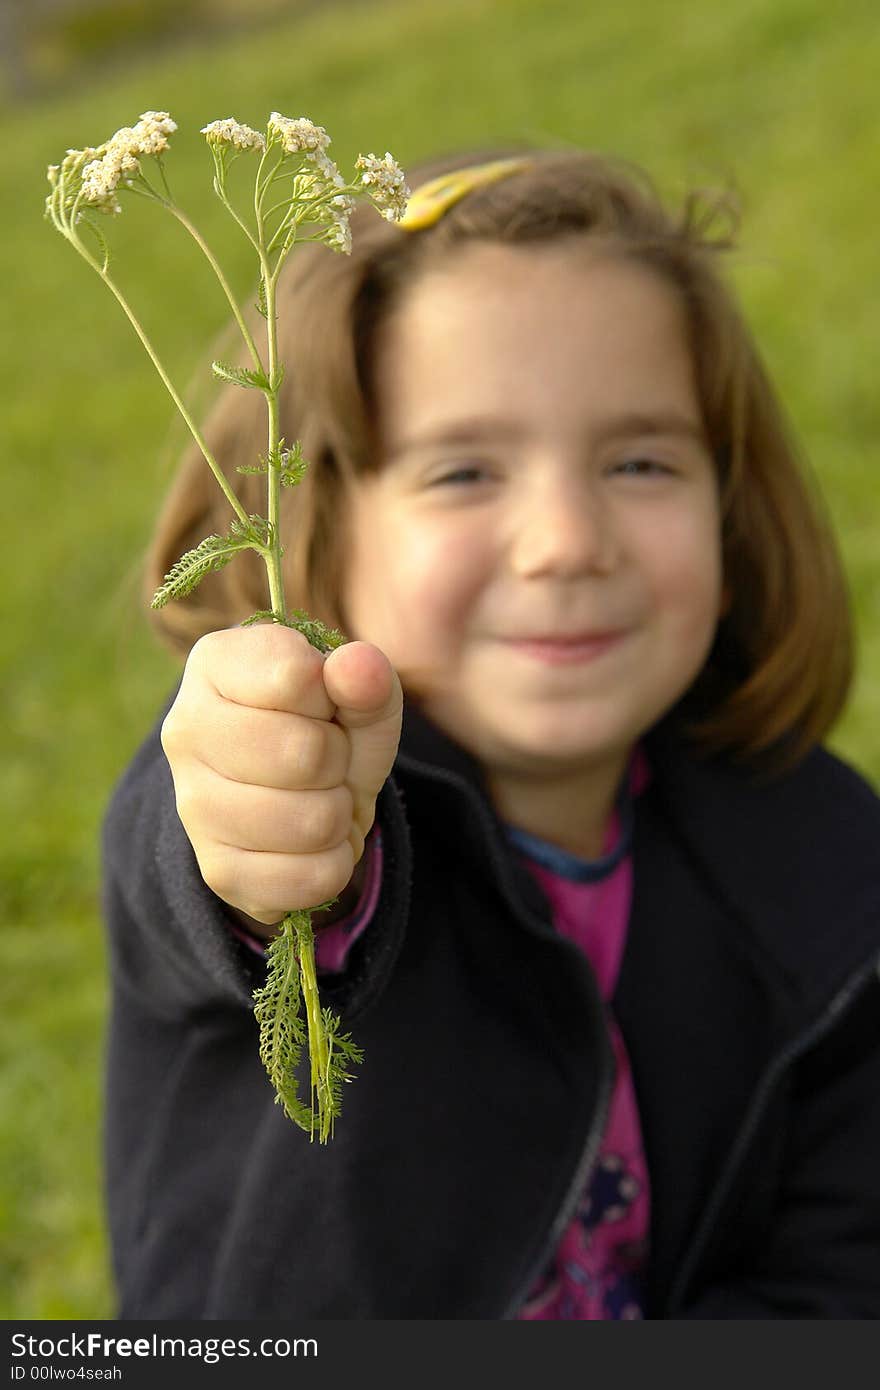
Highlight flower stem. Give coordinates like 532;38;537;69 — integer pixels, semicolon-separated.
254;212;337;1142
293;912;332;1142
95;263;253;530
264;283;287;616
166;204;265;373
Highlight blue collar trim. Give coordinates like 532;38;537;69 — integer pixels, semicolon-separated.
506;778;634;884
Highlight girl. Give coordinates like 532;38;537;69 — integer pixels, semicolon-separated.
102;148;880;1319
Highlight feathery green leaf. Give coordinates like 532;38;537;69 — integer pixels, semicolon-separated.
150;518;269;608
252;910;364;1141
289;609;345;653
279;439;309;488
252;916;313;1130
240;609;278;626
211;359;272;391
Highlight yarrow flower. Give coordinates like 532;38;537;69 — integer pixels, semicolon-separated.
131;111;177;155
325;193;356;253
45;144;115;219
201;118;266;153
355;152;410;222
267;113;332;158
70;111;178;214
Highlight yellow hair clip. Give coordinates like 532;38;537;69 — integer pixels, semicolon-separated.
399;157;531;231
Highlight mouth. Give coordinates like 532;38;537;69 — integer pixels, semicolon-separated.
502;631;628;666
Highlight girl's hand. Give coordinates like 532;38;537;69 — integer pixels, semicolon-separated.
160;624;403;929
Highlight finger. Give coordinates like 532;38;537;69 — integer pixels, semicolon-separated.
194;625;335;720
198;841;356;921
184;706;351;791
179;769;354;855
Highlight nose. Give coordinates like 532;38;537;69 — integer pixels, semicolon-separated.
508;468;619;579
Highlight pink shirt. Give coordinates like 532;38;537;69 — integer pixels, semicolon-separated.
515;748;651;1320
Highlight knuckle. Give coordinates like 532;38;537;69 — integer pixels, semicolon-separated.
290;718;327;782
159;709;179;756
171;779;198;830
288;720;349;787
259;630;318;705
188;629;221;675
307;786;353;849
196;845;233;901
262;653;297;707
302;846;354;905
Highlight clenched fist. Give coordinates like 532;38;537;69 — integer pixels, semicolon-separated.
160;624;403;933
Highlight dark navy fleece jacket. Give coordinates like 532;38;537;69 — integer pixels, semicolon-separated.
101;701;880;1318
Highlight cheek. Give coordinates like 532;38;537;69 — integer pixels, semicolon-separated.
342;507;487;656
399;527;491;641
643;512;724;639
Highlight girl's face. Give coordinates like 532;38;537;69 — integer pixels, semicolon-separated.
341;242;724;785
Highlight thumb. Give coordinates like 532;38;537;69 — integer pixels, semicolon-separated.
323;642;403;848
322;641;402;730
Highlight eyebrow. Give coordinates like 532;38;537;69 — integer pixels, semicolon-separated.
591;410;707;445
386;418;522;459
388;410;707;458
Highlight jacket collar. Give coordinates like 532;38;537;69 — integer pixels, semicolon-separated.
396;698;880;1006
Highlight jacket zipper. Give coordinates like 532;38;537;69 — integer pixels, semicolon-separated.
500;994;614;1320
665;952;880;1315
398;754;616;1321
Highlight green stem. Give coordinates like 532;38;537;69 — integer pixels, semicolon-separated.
293;913;331;1141
254;189;338;1143
264;272;286;613
254;170;287;622
166;204;264;373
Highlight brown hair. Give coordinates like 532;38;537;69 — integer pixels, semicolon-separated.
145;145;853;773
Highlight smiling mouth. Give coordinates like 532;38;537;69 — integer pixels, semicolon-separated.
503;632;627;665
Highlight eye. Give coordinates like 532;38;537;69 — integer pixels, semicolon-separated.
610;457;676;478
429;462;493;487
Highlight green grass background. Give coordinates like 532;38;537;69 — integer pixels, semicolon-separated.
2;0;878;1318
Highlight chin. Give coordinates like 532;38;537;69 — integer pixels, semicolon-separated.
482;721;627;776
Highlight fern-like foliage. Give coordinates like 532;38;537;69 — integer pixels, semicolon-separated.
252;916;313;1131
316;1007;364;1135
238;609;345;651
211;359;271;392
212;359;285;393
151;516;271;609
236;438;307;486
289;609;345;653
279;439;308;489
253;910;364;1142
240;609;277;626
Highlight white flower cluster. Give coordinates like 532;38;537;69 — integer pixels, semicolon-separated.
77;111;177;211
325;193;356;254
267;113;332;158
355;152;410;222
201;118;265;153
286;161;353;252
46;144;113;214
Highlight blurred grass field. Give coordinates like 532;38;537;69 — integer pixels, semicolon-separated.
2;0;878;1319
